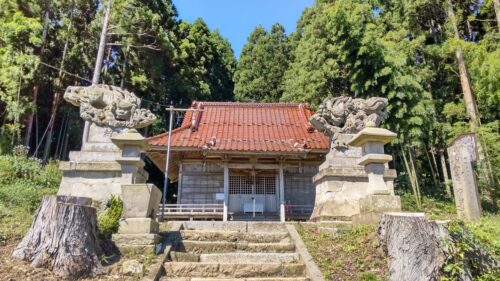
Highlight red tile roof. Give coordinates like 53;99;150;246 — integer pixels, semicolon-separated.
147;101;329;153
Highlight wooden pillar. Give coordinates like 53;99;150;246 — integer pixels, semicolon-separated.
177;163;183;204
279;164;285;222
223;163;229;222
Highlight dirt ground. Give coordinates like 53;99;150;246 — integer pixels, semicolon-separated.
0;241;155;281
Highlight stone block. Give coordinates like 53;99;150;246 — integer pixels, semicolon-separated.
171;251;200;262
246;222;287;233
59;161;122;172
358;194;401;213
357;154;393;165
111;128;149;151
112;233;161;245
182;221;248;232
310;195;360;221
121;184;162;218
352;194;401;225
119;218;159;234
352;212;382;225
348;127;397;147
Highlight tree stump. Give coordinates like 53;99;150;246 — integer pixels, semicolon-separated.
378;212;448;281
13;195;102;279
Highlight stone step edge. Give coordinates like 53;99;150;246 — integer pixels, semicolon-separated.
163;262;306;278
175;241;296;253
160;277;310;281
179;230;290;242
199;252;300;264
170;251;300;263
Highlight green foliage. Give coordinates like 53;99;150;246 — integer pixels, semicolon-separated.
0;149;61;240
234;23;292;102
400;193;457;220
173;19;236;102
0;0;43;144
97;196;123;238
442;219;500;280
466;215;500;257
359;271;381;281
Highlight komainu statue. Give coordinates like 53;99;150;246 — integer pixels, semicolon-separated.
64;84;156;128
310;96;388;147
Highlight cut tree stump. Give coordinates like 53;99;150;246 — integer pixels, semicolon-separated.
378;212;448;281
13;195;102;279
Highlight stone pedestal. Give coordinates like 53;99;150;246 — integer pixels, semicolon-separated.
311;133;397;221
114;183;162;247
57;127;149;206
311;128;401;223
110;132;162;247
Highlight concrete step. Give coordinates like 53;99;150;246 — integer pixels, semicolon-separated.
163;262;306;278
160;277;309;281
180;230;290;243
176;241;295;254
171;252;299;264
199;253;300;264
181;221;288;233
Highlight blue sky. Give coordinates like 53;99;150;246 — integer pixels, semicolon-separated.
172;0;315;57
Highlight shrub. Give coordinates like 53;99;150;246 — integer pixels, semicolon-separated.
441;219;500;280
400;193;456;220
34;160;62;189
97;196;123;238
0;150;62;240
466;215;500;258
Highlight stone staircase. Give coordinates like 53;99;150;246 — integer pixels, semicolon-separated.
159;222;311;281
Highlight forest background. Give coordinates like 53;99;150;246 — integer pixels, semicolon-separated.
0;0;499;214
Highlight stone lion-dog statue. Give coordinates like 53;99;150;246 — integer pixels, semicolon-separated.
64;84;156;128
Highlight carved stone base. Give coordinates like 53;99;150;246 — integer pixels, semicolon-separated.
310;166;397;221
352;194;401;225
57;128;151;207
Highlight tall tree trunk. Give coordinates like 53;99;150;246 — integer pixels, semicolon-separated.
408;147;422;203
447;0;480;130
494;0;500;33
24;9;50;149
24;85;40;148
120;45;130;89
447;0;495;191
425;145;440;190
54;113;66;159
82;0;112;145
401;147;422;208
42;91;60;163
439;149;452;197
41;4;74;163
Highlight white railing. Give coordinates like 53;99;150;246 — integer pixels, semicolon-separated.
158;203;224;215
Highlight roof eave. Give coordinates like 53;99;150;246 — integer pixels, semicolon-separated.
147;145;328;155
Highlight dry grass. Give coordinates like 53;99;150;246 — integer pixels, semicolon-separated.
296;223;388;281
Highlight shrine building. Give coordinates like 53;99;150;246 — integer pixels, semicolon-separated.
146;101;329;221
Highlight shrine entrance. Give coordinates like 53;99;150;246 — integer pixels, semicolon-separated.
228;171;278;215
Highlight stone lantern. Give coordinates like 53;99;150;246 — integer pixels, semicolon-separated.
348;127;401;224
